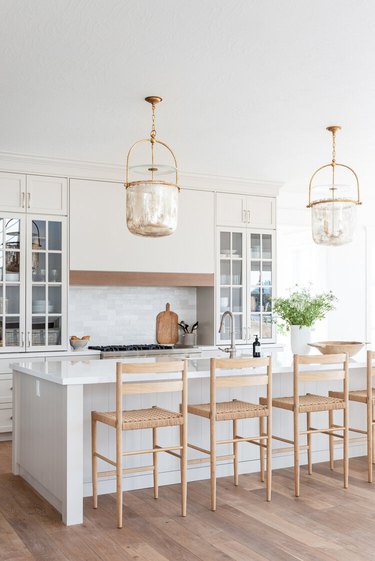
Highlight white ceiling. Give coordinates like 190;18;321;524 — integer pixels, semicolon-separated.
1;0;375;196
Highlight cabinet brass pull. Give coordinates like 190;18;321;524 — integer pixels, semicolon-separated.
247;210;251;223
242;209;247;223
27;332;31;347
21;331;24;346
10;387;13;391
21;192;25;208
27;192;31;208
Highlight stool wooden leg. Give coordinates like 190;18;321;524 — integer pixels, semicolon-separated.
210;417;216;511
116;426;123;529
373;404;375;464
294;410;300;497
233;419;238;486
306;412;312;475
152;428;158;499
367;401;373;483
329;410;334;470
91;414;98;509
181;419;187;517
266;413;272;502
343;406;349;489
259;415;265;483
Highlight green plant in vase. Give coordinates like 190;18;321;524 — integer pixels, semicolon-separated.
273;286;337;354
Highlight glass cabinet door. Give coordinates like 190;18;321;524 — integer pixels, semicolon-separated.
218;230;246;343
0;216;25;350
248;231;275;342
27;217;66;350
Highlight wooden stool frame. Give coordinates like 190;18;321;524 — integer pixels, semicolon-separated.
266;353;349;497
91;360;188;528
329;350;375;482
187;356;272;511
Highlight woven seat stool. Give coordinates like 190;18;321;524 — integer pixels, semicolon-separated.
187;356;272;511
91;360;188;528
260;353;349;497
328;350;375;482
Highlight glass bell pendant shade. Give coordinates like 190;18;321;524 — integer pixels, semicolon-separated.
311;200;357;246
307;126;361;246
124;96;180;237
126;181;178;237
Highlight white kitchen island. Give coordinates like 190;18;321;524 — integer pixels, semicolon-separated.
11;353;369;525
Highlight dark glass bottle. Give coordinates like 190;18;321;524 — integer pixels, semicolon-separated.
253;335;261;358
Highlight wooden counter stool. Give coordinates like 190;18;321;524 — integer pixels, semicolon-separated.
329;350;375;482
91;360;187;528
260;353;349;496
187;356;272;511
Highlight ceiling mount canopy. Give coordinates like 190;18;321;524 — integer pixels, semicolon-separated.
124;96;180;237
307;125;361;246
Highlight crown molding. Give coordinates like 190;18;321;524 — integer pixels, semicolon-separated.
0;151;283;197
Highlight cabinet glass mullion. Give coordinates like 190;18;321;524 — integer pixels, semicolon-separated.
0;216;25;350
29;217;64;349
218;230;246;343
249;232;274;342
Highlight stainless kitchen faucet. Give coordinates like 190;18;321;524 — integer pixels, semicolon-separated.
218;310;237;358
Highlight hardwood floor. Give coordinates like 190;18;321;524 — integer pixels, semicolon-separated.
1;441;375;561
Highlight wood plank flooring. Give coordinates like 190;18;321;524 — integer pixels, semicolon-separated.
1;441;375;561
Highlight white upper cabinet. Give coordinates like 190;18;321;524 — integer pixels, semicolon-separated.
0;172;67;216
0;173;26;212
70;179;215;273
26;176;68;215
216;193;275;229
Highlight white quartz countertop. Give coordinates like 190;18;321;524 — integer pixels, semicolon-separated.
12;350;368;386
0;349;100;359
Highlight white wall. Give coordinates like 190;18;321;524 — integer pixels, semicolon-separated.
68;286;197;346
277;190;373;345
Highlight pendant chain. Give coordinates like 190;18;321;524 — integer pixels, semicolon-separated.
332;130;336;164
150;104;157;142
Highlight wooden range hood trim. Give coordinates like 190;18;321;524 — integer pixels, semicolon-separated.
69;270;214;287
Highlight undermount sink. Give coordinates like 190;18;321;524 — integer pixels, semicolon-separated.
308;341;364;357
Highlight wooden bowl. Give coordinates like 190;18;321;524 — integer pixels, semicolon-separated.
308;341;364;357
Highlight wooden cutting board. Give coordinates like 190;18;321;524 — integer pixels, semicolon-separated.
156;303;179;344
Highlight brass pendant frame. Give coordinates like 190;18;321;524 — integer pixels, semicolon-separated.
307;126;361;209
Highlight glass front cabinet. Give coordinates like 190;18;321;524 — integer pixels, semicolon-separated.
217;229;276;345
0;214;67;352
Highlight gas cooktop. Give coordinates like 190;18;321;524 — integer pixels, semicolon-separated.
89;344;174;352
88;343;201;359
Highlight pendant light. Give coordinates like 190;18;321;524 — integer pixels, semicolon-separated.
124;96;180;237
307;126;361;246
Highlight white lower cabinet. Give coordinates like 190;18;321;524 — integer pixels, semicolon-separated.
70;179;215;274
0;404;12;433
0;367;12;434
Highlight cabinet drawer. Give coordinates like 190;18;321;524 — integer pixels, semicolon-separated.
0;406;12;432
0;378;12;403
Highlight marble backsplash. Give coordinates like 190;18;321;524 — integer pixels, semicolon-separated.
68;286;197;346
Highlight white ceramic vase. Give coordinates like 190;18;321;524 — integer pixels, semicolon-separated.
290;325;312;355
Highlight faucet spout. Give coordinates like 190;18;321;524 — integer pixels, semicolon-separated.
218;310;237;358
